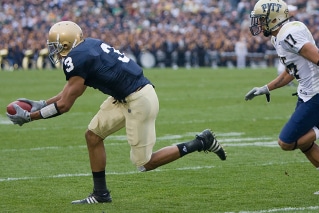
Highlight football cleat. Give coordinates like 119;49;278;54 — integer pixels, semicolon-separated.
71;191;112;204
196;129;227;160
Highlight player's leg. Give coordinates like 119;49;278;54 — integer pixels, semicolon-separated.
124;85;187;170
84;130;105;172
143;129;226;171
279;128;319;167
278;95;319;168
124;84;159;170
296;128;319;167
72;97;125;204
124;85;226;172
302;143;319;168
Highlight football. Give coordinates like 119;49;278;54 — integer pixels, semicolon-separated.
6;101;32;115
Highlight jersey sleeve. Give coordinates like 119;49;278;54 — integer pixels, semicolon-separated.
62;53;88;81
281;23;312;54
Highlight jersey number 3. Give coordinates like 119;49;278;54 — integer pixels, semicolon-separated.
101;43;130;63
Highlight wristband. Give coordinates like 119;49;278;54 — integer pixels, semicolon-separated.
317;61;319;66
40;103;61;118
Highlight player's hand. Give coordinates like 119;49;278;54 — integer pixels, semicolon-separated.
6;104;31;126
245;85;270;102
18;98;47;112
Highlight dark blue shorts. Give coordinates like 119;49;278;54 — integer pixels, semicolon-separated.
279;94;319;144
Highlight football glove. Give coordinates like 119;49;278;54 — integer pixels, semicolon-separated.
6;104;31;126
245;85;270;102
18;98;47;112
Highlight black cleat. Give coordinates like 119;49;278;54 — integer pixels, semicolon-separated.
71;191;112;204
196;129;227;160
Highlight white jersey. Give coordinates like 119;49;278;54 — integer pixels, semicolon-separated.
271;21;319;102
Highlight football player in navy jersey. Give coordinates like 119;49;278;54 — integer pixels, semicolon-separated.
245;0;319;170
7;21;226;204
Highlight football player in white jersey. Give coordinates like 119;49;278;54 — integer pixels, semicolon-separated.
245;0;319;169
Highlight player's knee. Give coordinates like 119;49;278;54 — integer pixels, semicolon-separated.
85;129;103;147
138;162;156;172
131;155;150;169
85;129;93;141
278;139;296;151
137;165;147;172
130;146;153;171
133;157;156;172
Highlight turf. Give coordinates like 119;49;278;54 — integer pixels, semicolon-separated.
0;67;318;213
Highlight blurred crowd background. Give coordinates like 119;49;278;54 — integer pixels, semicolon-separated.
0;0;318;70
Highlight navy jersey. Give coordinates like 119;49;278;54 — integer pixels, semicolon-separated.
62;38;151;100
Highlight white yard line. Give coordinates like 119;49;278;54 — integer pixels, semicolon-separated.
229;206;319;212
0;165;216;182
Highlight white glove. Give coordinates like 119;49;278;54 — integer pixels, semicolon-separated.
245;85;270;102
6;104;31;126
18;98;47;112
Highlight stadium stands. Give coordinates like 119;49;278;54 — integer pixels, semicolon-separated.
0;0;318;70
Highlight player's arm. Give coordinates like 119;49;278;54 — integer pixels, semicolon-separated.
30;76;87;120
299;42;319;65
245;70;294;102
37;83;76;108
17;85;65;112
44;83;72;105
266;70;294;90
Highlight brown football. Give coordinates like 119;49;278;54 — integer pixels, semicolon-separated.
6;101;32;115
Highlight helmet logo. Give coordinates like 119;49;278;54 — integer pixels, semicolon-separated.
284;9;289;15
261;3;282;13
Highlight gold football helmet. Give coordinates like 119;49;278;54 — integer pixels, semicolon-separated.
250;0;289;37
47;21;83;64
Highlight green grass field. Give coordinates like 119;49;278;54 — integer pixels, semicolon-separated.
0;67;318;213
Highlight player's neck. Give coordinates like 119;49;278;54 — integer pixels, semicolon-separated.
271;28;281;37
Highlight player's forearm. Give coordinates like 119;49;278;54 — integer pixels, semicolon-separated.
267;72;293;91
30;102;62;121
30;110;43;121
45;93;62;105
